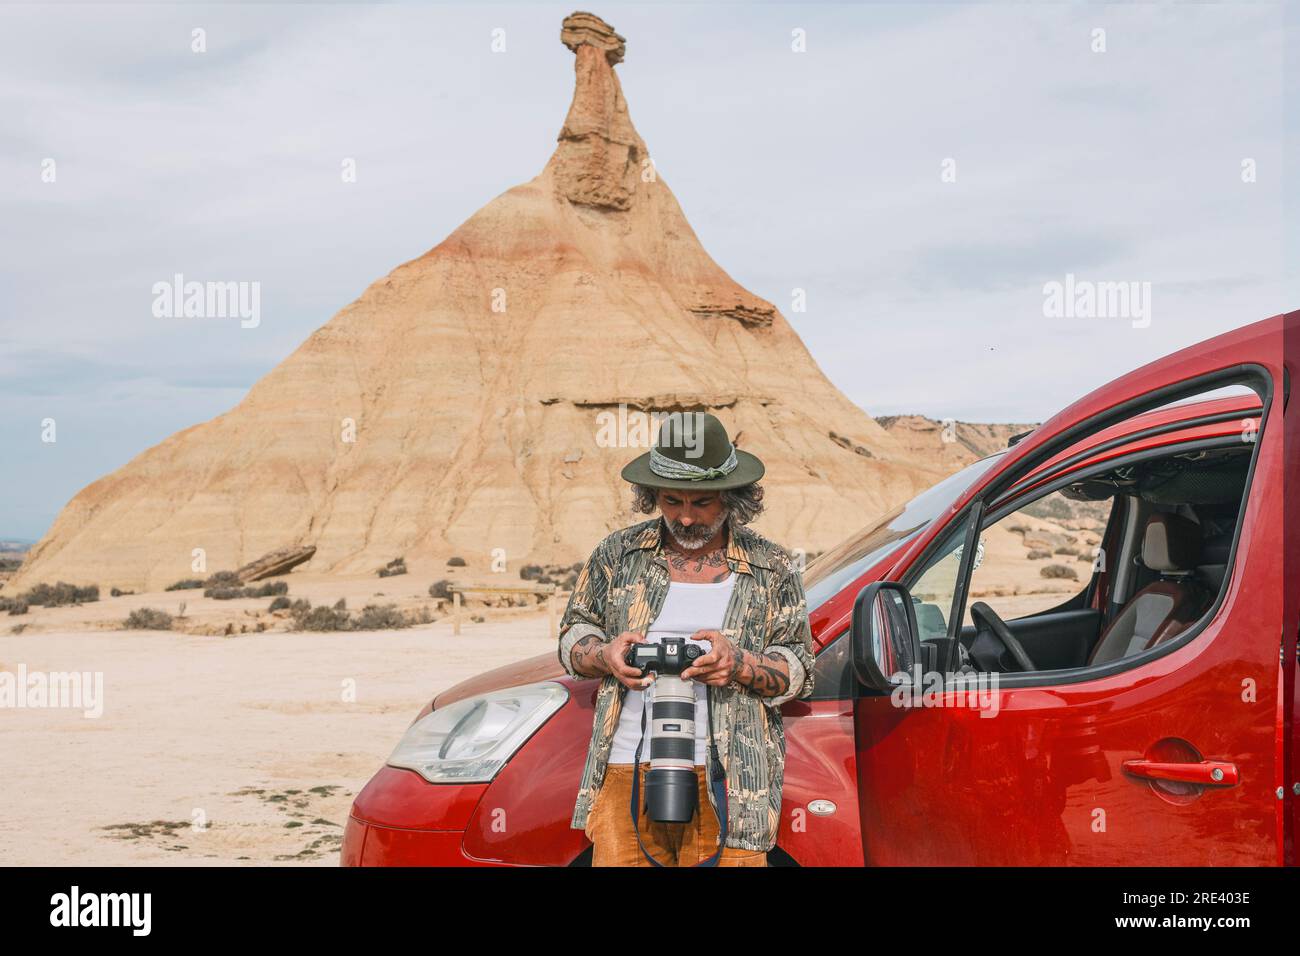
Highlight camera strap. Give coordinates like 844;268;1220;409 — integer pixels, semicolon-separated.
629;689;728;868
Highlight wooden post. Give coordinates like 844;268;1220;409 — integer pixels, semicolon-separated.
548;591;557;640
453;590;462;635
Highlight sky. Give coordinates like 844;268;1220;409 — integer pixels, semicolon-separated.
1;1;1294;541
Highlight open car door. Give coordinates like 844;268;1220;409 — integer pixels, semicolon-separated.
851;314;1293;866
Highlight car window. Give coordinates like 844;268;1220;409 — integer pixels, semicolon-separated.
961;488;1112;625
906;519;977;642
944;376;1265;676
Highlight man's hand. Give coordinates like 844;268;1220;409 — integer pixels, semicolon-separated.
573;630;654;689
682;629;793;698
680;630;739;687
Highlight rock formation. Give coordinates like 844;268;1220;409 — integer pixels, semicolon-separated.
235;545;317;584
11;12;1002;593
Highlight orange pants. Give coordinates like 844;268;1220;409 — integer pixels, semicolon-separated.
585;762;767;867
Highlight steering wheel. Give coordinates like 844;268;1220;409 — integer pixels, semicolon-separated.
969;601;1036;672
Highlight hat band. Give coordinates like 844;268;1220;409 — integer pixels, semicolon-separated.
648;443;739;481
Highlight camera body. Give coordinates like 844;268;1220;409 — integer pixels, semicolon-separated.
624;635;703;676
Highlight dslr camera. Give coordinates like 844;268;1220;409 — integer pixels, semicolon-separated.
624;636;707;823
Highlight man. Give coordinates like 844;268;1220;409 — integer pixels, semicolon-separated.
557;411;815;867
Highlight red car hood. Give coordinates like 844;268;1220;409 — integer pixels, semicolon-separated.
416;651;569;721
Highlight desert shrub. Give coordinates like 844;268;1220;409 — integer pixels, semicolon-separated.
1006;524;1029;536
1077;553;1095;563
292;605;351;632
353;604;409;630
333;597;347;610
377;557;407;578
22;582;99;607
571;562;584;573
1054;546;1078;556
428;580;453;600
124;607;174;630
205;581;288;600
5;599;29;616
0;557;23;572
447;556;467;567
1027;550;1051;560
203;570;242;588
562;573;578;590
290;598;311;612
165;579;205;591
519;564;543;581
284;597;434;633
268;596;291;612
1040;564;1079;581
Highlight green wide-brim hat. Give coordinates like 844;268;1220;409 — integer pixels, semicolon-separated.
620;412;765;491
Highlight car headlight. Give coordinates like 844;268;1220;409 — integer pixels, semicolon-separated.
386;681;568;783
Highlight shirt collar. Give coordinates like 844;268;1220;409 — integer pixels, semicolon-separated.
632;516;772;574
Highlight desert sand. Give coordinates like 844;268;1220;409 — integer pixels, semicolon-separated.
0;611;551;866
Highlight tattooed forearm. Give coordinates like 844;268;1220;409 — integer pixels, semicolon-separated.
731;649;791;697
571;634;611;678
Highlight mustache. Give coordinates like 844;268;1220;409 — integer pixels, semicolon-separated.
671;522;711;539
666;513;727;548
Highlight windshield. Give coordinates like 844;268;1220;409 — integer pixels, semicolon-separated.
802;452;1004;610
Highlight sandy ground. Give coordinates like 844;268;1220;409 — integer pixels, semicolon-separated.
0;613;554;866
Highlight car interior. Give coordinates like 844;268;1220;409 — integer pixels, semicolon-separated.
922;441;1254;676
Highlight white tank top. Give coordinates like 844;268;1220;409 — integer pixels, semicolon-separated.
607;574;736;767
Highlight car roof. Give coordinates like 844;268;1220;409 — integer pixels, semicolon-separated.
1005;393;1261;499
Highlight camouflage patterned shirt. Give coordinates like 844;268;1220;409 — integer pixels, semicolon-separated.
557;515;815;853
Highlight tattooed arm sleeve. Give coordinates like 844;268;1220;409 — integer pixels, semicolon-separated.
557;537;614;679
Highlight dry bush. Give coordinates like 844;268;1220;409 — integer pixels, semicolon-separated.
1040;564;1079;581
124;607;174;630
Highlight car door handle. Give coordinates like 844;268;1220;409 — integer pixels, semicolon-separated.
1121;759;1239;786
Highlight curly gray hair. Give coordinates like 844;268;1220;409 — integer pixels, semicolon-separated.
630;482;766;526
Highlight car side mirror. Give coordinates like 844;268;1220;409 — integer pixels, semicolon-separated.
851;581;921;693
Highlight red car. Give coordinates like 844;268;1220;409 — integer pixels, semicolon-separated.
342;311;1298;866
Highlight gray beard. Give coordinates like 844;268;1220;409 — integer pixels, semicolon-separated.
665;511;728;550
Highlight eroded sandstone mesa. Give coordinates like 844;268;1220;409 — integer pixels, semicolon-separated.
11;12;973;593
